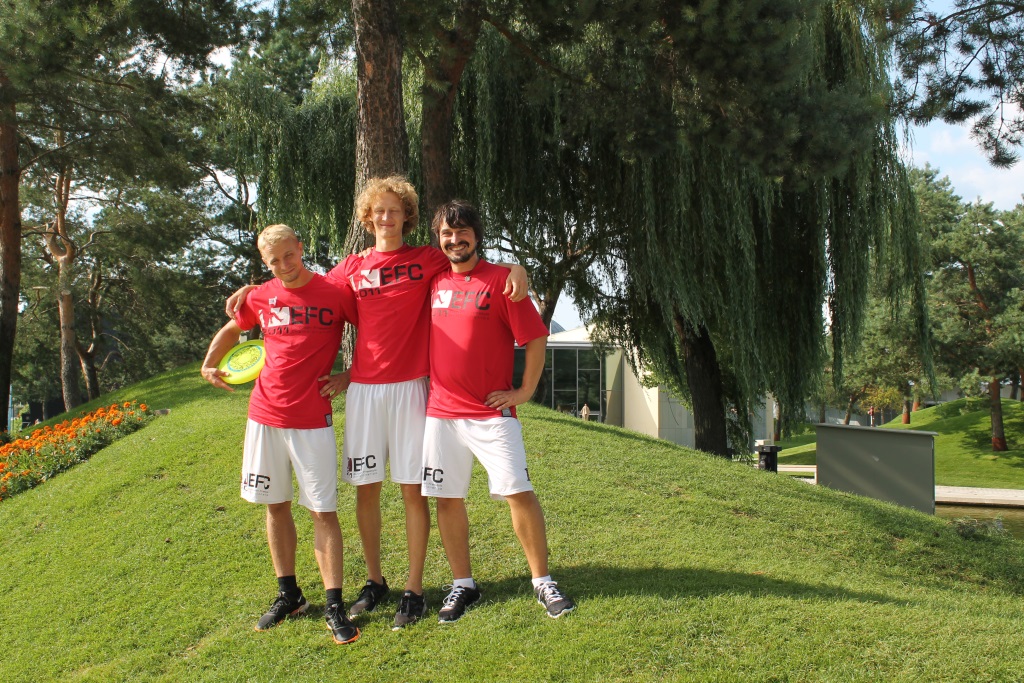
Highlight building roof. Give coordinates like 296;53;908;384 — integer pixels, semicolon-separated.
547;326;594;347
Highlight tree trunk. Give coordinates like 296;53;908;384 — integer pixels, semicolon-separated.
818;403;826;425
1012;369;1022;401
76;263;104;401
902;399;911;424
912;398;921;411
676;316;728;456
345;0;409;365
348;0;408;257
0;68;21;431
990;376;1008;451
420;8;481;238
57;268;81;411
843;396;854;425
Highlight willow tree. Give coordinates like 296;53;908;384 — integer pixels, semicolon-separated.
607;2;924;455
451;1;925;455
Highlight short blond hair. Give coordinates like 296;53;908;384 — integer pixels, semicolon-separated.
257;224;300;251
355;176;419;235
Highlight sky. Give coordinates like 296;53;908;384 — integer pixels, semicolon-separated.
908;120;1024;211
548;118;1024;332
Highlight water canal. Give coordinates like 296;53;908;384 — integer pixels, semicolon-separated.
935;504;1024;538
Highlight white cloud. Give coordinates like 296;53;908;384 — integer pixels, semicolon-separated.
908;121;1024;210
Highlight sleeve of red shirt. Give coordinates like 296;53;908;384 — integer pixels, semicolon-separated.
505;294;549;347
336;279;359;328
426;247;450;277
234;289;260;332
327;258;355;289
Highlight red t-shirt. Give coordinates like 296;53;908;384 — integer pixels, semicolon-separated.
327;245;449;384
426;260;548;419
235;274;358;429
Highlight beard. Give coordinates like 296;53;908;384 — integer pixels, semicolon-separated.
445;241;477;264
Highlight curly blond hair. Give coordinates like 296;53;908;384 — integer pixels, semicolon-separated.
355;176;420;235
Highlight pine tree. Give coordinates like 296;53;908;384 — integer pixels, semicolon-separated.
0;0;239;423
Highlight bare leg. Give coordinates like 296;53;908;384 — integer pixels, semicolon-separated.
309;510;345;589
400;483;429;593
435;497;472;579
266;502;297;577
355;481;384;582
506;491;549;579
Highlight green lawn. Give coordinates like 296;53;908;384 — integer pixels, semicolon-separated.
3;367;1024;681
778;399;1024;489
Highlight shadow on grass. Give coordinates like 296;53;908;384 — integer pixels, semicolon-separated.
341;565;906;613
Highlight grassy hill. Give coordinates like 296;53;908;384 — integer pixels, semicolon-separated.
779;399;1024;489
3;367;1024;681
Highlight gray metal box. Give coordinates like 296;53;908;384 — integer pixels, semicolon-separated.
816;424;937;514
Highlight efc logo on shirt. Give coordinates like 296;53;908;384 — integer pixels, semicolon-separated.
258;307;291;328
431;289;491;310
350;265;424;291
351;269;381;290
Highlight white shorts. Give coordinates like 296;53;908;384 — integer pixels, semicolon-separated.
241;419;338;512
421;417;534;500
342;378;428;486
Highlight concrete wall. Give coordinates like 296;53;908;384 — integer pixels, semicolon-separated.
658;390;695;448
622;361;660;438
603;349;625;427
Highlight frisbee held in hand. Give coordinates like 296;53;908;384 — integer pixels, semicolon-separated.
218;340;266;384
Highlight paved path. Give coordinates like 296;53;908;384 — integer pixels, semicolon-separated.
777;465;1024;508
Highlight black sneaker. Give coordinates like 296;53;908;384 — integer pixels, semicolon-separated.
534;581;575;618
325;603;361;644
255;590;308;631
392;590;426;630
349;578;389;617
437;584;480;623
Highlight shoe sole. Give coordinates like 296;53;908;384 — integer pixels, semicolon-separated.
330;626;361;644
254;602;309;631
538;600;576;619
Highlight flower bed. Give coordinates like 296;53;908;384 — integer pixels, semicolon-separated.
0;400;154;502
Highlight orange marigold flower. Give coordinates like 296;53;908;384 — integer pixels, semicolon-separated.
139;404;148;411
111;418;122;426
123;401;131;408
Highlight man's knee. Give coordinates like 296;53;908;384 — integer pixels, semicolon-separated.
267;501;292;516
309;509;339;525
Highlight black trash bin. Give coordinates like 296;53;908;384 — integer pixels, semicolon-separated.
756;445;781;472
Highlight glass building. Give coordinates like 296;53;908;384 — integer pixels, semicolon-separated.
514;346;608;421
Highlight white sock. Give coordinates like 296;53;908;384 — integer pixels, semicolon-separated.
531;575;553;588
453;577;476;589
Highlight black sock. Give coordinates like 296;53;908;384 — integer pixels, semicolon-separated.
326;588;343;608
278;575;300;598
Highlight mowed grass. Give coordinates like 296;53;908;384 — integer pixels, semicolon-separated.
3;366;1024;681
778;399;1024;489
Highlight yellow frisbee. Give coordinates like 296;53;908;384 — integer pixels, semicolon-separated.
218;339;266;384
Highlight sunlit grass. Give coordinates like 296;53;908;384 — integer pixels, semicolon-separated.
2;368;1024;681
